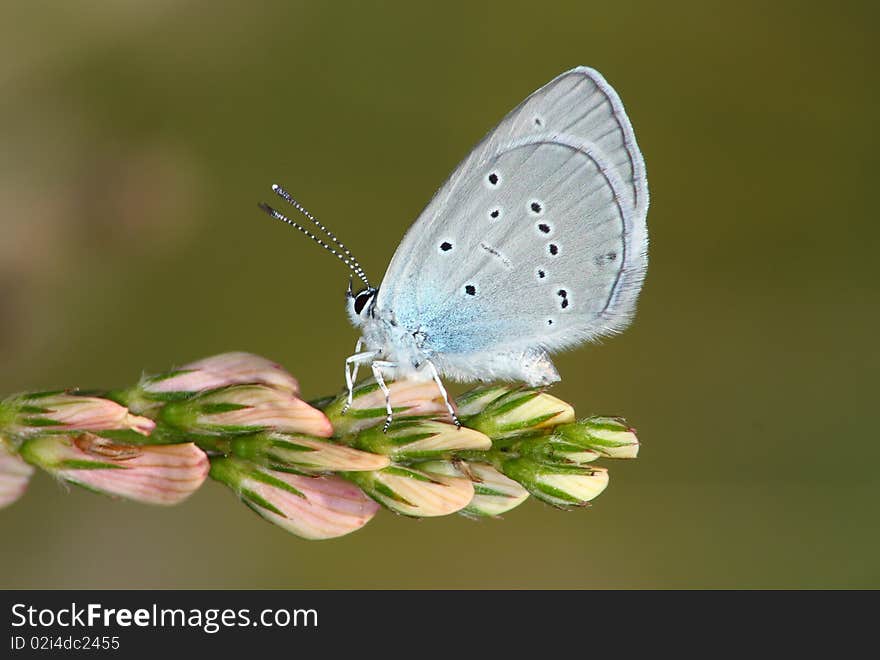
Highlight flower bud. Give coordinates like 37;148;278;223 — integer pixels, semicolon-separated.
465;388;574;439
0;392;155;444
553;417;639;459
349;420;490;461
499;457;608;509
515;436;601;466
138;352;300;398
19;434;208;505
228;431;390;472
343;464;474;517
321;379;448;435
160;385;332;438
455;385;516;417
420;460;530;518
0;444;33;508
210;457;379;540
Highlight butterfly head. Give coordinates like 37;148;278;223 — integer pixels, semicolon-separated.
346;279;378;327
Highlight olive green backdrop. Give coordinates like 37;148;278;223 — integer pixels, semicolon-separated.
1;1;877;588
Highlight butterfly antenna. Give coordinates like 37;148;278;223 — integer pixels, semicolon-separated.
258;201;371;288
270;184;370;285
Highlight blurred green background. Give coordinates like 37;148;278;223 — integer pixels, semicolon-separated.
1;0;877;589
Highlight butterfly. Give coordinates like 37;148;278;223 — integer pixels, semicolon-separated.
260;66;649;431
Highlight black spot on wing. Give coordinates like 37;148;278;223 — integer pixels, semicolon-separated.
557;289;569;310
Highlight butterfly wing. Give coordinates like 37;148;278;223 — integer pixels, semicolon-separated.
375;67;648;371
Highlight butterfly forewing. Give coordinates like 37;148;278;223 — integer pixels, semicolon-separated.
375;66;648;366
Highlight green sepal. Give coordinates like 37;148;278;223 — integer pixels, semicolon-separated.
464;388;561;437
57;459;123;471
198;402;250;415
269;438;318;453
347;422;435;455
472;483;511;498
17;405;52;415
209;457;306;515
240;488;286;516
246;468;306;499
341;469;413;506
382;465;439;483
20;417;62;428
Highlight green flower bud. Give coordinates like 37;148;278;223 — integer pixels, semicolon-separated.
454;385;517;417
464;388;575;439
514;436;601;466
499;456;609;509
348;420;490;462
553;416;639;459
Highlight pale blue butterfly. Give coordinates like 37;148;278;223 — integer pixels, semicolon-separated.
260;66;649;431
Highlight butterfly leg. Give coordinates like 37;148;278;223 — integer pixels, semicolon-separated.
341;338;366;413
426;360;461;429
370;360;397;433
341;348;378;415
348;337;365;391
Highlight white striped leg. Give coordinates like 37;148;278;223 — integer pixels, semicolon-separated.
426;360;460;428
371;360;397;432
341;346;377;415
342;337;365;412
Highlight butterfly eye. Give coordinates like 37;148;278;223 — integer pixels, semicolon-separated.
354;291;373;315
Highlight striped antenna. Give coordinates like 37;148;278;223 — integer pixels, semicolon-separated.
271;185;368;276
258;195;371;288
257;202;371;287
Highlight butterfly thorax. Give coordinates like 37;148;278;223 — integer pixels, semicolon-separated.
362;317;435;381
347;291;434;380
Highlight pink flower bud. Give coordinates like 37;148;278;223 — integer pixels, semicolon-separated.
0;445;33;509
210;458;380;539
19;434;208;505
230;432;391;472
144;352;300;395
419;460;530;518
169;385;332;438
324;379;451;434
12;393;155;437
360;379;450;417
345;464;475;517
